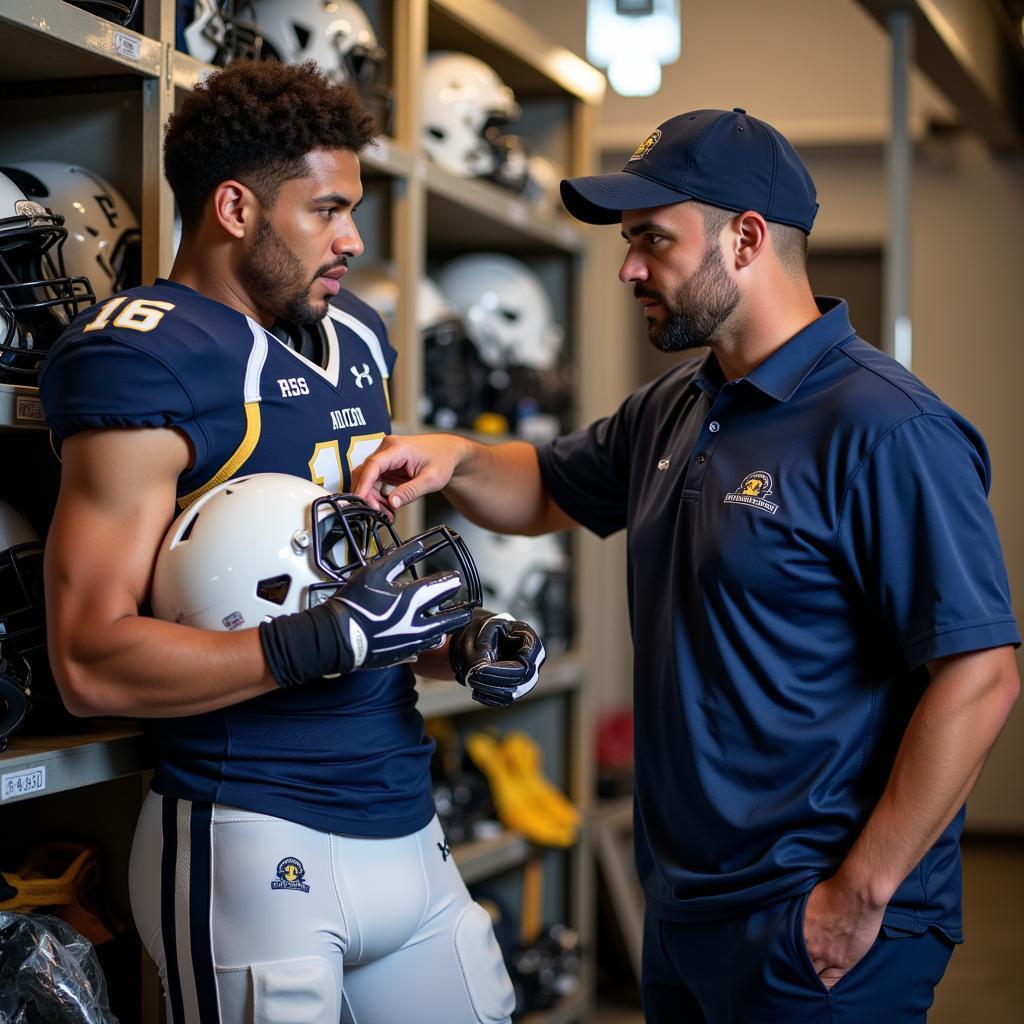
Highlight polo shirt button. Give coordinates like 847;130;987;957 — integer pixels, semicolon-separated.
709;421;720;433
696;454;706;464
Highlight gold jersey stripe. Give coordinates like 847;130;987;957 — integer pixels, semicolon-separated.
177;401;261;509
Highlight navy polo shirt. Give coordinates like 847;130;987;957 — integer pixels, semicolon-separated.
538;298;1018;934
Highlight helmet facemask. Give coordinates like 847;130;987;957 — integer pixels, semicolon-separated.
0;203;95;381
308;493;482;616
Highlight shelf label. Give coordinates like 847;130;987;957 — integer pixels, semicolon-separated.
113;31;142;62
2;765;46;801
15;394;44;424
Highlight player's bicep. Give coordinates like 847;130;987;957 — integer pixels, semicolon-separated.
45;428;191;653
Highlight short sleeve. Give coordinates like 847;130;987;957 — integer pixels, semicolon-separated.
834;413;1019;669
535;399;635;538
39;336;207;465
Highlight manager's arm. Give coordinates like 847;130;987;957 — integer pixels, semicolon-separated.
351;433;576;535
803;645;1020;988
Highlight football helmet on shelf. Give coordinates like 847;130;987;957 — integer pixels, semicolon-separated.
0;170;95;385
341;264;487;430
0;499;74;748
436;252;564;372
249;0;393;132
151;473;481;632
2;162;141;303
421;52;529;191
178;0;264;66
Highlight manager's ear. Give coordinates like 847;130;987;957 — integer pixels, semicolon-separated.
732;210;768;269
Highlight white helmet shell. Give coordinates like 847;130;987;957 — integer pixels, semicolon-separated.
250;0;384;81
4;161;140;302
151;474;345;631
436;253;564;370
0;169;95;383
421;52;521;178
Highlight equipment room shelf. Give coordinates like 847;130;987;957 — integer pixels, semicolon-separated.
0;724;150;804
0;0;161;83
0;384;45;431
424;162;583;254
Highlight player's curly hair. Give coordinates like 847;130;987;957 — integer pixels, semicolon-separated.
165;60;377;232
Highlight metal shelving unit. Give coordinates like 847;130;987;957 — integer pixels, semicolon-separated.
0;0;161;81
1;2;607;1020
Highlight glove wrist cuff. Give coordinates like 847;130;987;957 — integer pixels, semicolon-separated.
259;602;356;689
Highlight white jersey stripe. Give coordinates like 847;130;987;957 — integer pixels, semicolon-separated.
328;305;390;382
242;318;269;403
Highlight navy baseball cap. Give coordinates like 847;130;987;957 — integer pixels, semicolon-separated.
561;108;819;233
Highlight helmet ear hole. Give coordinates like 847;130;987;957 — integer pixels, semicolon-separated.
256;574;292;606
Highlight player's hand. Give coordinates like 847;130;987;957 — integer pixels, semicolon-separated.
802;877;885;990
350;433;472;515
331;538;473;669
260;538;474;687
449;609;546;707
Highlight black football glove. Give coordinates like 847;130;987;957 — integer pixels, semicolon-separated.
449;608;546;707
260;537;474;688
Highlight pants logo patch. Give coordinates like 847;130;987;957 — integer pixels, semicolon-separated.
271;856;311;892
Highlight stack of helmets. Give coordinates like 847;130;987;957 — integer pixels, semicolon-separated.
436;253;569;438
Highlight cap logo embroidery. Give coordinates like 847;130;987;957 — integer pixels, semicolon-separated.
723;471;779;515
628;129;662;162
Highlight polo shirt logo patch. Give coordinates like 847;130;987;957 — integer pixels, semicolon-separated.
724;470;780;515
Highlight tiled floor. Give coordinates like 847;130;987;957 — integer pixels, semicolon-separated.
590;839;1024;1023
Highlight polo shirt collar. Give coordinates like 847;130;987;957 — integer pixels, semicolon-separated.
692;297;856;403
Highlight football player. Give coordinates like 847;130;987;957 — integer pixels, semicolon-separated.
39;60;540;1023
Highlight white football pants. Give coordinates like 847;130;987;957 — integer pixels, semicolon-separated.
129;792;516;1023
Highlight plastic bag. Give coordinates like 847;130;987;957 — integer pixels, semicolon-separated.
0;911;118;1023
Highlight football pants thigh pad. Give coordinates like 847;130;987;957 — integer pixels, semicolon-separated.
239;956;337;1024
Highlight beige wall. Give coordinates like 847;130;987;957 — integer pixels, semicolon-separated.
498;0;1024;830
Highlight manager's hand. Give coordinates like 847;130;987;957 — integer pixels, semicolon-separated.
351;433;472;514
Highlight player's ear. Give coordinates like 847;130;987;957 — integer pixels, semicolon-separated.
210;180;257;240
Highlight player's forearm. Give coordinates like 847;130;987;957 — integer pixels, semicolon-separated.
51;615;278;718
830;646;1019;909
444;439;570;535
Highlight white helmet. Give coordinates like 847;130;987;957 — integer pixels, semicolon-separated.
341;264;488;430
523;154;566;217
3;162;140;303
417;276;488;430
151;473;481;631
421;52;528;189
0;170;95;384
447;513;572;655
435;253;564;371
250;0;392;130
180;1;263;66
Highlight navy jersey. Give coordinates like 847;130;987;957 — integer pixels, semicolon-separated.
538;298;1019;934
39;279;436;837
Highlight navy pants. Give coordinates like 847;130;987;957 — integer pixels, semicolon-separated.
642;891;956;1023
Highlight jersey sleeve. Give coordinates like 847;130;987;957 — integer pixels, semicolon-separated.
833;412;1019;669
38;335;208;466
535;395;635;538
